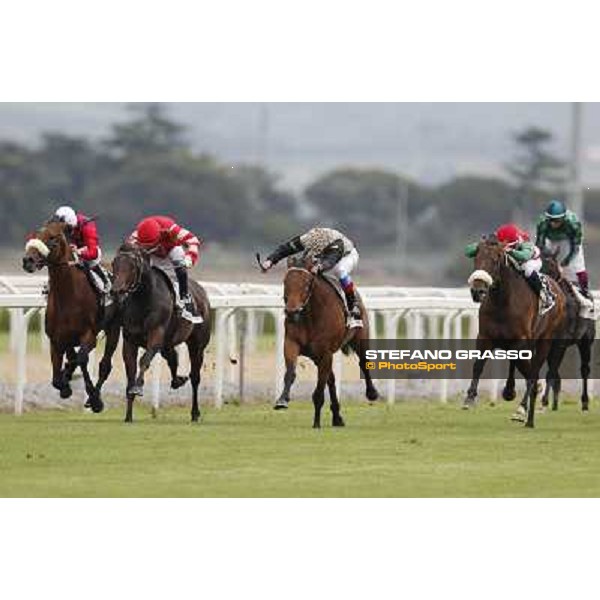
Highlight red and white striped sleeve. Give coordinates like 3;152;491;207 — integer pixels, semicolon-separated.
169;223;201;266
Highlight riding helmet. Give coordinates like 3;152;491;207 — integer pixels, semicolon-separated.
545;200;567;220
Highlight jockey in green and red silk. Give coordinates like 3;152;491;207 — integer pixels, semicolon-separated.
261;226;363;329
535;199;591;298
465;223;548;302
52;205;110;295
129;215;202;322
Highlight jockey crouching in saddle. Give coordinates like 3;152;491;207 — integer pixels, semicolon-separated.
260;227;363;329
51;205;112;305
129;215;202;323
465;223;554;314
535;200;593;308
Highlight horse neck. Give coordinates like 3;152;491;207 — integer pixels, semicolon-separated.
47;261;79;302
488;260;531;311
307;277;342;325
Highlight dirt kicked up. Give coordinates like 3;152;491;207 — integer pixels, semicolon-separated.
0;399;599;497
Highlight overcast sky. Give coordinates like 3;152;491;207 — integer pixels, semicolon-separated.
1;102;597;190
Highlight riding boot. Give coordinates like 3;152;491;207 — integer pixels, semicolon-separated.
341;282;363;329
577;271;592;299
175;266;196;320
526;270;542;296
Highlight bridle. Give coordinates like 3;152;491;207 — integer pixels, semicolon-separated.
113;249;147;298
284;267;316;319
25;231;75;269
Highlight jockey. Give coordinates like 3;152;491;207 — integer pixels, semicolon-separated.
260;226;363;329
52;205;110;297
129;215;201;322
535;199;591;298
465;223;548;303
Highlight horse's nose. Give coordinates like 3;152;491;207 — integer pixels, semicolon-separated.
285;309;302;323
22;257;35;273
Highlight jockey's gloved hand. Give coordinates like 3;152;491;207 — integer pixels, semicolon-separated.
183;255;193;269
261;259;273;272
310;262;323;275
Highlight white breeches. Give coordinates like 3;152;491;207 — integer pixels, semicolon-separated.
327;248;359;279
521;256;542;278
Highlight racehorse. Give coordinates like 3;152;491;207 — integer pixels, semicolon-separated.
22;220;119;412
266;256;379;428
465;234;567;427
111;243;211;423
539;250;595;411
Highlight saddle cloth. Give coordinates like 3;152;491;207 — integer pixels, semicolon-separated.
539;273;556;316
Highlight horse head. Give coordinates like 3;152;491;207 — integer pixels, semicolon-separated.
283;267;316;323
22;220;71;272
111;242;149;301
467;234;506;302
540;247;562;281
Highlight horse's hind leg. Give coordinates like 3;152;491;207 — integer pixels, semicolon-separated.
94;322;120;402
161;347;189;390
327;371;345;427
186;337;205;423
349;336;378;401
312;354;332;428
78;331;104;413
275;339;299;410
578;338;592;411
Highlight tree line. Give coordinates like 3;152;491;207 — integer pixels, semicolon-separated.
0;103;589;256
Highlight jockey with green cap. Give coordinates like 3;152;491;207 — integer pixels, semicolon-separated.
535;200;591;298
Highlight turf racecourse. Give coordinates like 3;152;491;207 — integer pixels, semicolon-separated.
1;399;600;497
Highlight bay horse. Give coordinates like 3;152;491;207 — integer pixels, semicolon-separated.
111;243;211;423
465;235;567;428
22;220;120;412
266;257;379;428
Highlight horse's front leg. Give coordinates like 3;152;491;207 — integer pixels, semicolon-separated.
77;330;104;413
502;360;517;401
463;358;487;409
327;369;345;427
94;321;121;402
123;338;138;423
161;347;188;390
525;340;553;428
578;338;592;412
275;338;299;410
312;353;332;428
50;342;71;398
132;327;165;396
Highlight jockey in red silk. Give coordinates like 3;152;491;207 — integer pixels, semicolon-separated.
129;215;201;321
53;206;110;296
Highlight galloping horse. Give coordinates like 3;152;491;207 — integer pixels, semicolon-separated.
22;220;119;412
267;257;379;428
465;235;567;427
111;243;211;422
539;251;595;411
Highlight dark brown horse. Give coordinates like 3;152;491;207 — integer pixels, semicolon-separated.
465;235;567;427
270;262;379;428
111;243;211;422
539;251;595;411
22;220;120;412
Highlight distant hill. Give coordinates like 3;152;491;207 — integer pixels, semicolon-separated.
1;102;599;190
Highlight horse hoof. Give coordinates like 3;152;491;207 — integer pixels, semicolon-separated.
525;422;535;429
274;399;289;410
582;405;590;413
332;418;345;427
60;387;73;399
191;413;200;423
171;375;189;390
366;388;379;401
462;398;475;410
90;399;104;414
312;423;321;429
128;386;144;397
502;388;516;401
